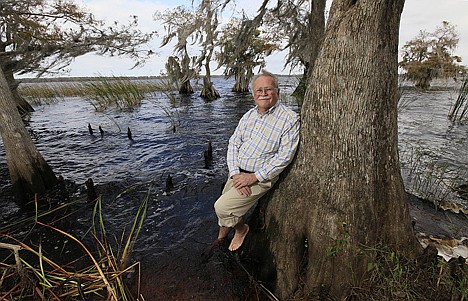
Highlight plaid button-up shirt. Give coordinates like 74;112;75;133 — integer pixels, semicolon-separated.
227;102;300;182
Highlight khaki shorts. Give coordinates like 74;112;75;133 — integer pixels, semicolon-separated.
214;176;277;228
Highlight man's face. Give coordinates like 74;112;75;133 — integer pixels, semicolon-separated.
253;76;279;114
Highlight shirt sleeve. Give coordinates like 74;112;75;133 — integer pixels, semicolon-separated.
226;117;244;178
254;113;300;182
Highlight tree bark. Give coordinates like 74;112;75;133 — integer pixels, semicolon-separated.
179;51;195;95
246;0;421;299
232;69;252;93
0;57;34;113
3;66;34;113
200;75;220;100
292;0;326;101
179;79;194;94
0;68;57;205
200;53;220;101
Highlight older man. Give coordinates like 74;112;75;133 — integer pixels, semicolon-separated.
214;70;300;251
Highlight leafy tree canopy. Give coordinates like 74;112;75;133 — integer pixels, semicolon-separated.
399;21;466;89
0;0;155;77
216;17;281;91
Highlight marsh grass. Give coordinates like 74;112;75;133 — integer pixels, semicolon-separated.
18;82;87;104
0;184;152;300
397;84;417;113
20;76;185;131
19;76;166;110
85;77;147;111
352;245;467;301
448;78;468;122
399;144;466;210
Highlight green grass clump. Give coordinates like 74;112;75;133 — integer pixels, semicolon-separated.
85;77;146;111
351;245;467;301
18;76;169;110
18;82;87;104
448;78;468;122
0;183;152;300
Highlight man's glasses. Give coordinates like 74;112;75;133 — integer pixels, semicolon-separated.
254;87;277;94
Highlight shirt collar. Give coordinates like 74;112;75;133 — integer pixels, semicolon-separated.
255;101;280;116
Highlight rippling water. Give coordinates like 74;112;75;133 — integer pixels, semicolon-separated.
398;87;468;212
0;77;467;258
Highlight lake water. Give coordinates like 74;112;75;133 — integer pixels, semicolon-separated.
0;76;467;261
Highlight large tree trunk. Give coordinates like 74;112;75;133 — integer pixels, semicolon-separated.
3;66;34;114
179;51;195;95
232;69;251;93
245;0;421;299
200;53;220;101
179;79;194;94
292;0;326;101
0;58;35;113
0;69;57;205
200;75;220;100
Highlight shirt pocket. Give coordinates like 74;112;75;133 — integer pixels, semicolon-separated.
242;131;281;159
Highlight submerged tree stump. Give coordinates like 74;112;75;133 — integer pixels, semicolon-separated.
85;178;98;202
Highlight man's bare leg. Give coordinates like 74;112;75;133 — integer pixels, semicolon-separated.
228;222;249;251
218;226;230;241
210;226;230;249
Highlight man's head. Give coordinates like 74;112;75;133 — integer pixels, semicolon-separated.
251;70;280;114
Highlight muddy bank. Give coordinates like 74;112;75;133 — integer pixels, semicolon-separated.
409;194;467;239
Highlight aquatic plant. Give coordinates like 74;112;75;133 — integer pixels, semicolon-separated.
448;78;468;122
18;77;166;109
146;77;183;132
18;82;87;104
397;84;416;113
0;184;151;300
158;104;181;132
86;76;145;111
399;144;466;212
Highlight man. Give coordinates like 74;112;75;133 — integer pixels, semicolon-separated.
214;70;300;251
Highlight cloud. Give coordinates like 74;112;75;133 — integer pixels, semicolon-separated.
40;0;468;77
400;0;468;60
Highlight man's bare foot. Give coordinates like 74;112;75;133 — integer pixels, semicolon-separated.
228;224;249;251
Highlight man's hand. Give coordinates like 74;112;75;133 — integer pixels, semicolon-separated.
232;173;258;197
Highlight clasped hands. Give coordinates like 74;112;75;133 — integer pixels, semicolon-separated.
232;172;258;197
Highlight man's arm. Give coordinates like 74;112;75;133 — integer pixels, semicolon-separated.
255;116;300;182
226;118;244;178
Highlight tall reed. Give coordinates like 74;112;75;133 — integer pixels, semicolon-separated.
0;183;152;300
19;77;167;109
400;144;466;212
18;82;87;104
86;77;145;111
396;84;415;113
448;78;468;122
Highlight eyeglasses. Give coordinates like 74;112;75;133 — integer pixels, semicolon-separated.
254;87;277;94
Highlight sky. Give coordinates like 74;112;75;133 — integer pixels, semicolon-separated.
47;0;468;77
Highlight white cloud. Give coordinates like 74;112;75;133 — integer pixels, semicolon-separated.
400;0;468;60
35;0;468;77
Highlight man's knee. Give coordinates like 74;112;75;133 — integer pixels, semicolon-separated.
214;198;225;217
